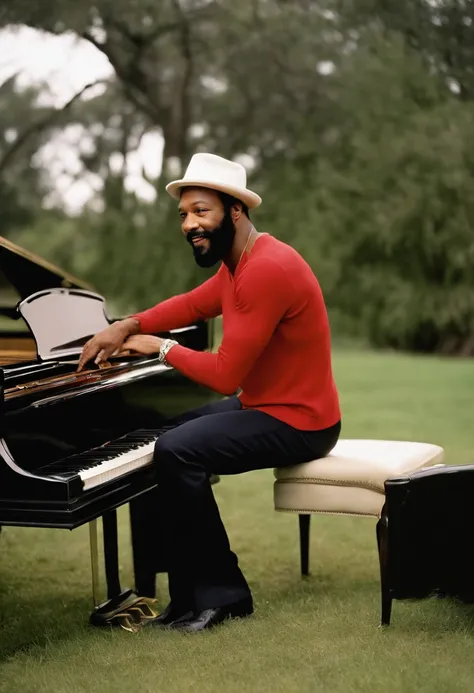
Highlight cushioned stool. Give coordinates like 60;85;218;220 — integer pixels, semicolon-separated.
273;439;445;625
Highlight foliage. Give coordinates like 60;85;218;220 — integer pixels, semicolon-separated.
0;77;50;235
315;33;474;354
2;1;474;351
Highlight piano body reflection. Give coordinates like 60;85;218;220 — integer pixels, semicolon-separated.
0;237;218;628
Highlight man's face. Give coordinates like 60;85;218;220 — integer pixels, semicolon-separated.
178;187;236;268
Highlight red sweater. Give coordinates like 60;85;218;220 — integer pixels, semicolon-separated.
132;234;340;431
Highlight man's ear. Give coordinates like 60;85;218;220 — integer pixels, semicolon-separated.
231;203;242;222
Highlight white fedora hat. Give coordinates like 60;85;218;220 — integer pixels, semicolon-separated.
165;153;262;209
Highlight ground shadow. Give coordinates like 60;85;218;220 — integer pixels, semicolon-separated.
251;567;474;635
0;591;95;663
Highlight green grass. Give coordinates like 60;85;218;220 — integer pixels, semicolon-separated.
1;348;474;693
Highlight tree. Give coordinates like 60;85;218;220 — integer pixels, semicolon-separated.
0;1;342;173
0;76;53;236
3;0;474;352
316;32;474;354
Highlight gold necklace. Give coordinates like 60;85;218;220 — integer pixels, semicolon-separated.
238;227;256;266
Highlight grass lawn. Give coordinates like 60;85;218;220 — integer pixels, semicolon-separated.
1;348;474;693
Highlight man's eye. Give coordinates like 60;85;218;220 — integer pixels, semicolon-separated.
196;208;208;213
179;213;186;219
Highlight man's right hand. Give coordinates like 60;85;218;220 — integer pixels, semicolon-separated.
77;318;139;372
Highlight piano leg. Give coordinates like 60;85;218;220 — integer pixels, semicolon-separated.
102;509;122;600
89;520;100;608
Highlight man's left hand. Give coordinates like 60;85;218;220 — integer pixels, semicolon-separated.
120;334;164;356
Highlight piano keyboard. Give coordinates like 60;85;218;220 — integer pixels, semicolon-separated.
42;430;165;490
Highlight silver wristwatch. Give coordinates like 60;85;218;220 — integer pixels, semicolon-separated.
158;338;178;365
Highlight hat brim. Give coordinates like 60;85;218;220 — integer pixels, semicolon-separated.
165;179;262;209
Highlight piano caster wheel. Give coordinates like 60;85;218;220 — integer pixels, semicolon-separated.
89;589;160;633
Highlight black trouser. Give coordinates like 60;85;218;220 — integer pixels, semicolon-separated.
154;396;341;612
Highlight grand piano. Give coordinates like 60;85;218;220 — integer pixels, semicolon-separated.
0;236;218;630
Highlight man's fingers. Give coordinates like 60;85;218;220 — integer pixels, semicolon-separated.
94;349;107;365
94;345;117;364
77;354;90;372
77;348;90;372
77;341;98;371
78;336;124;371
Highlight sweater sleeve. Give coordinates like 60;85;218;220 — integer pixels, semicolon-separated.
131;268;223;333
164;259;290;395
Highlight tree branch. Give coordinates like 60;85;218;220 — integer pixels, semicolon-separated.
82;29;161;123
108;16;180;46
0;80;107;178
84;2;219;160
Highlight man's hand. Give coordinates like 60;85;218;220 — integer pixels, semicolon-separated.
120;334;164;356
77;319;139;372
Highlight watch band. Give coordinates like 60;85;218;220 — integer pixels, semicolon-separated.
158;338;178;365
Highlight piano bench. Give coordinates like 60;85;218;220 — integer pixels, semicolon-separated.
273;439;445;627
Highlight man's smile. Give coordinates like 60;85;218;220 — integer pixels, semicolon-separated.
191;236;208;246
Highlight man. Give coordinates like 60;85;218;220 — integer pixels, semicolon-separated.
78;153;341;633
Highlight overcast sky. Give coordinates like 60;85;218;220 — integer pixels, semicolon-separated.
1;25;164;213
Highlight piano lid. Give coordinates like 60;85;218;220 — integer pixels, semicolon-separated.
0;236;94;308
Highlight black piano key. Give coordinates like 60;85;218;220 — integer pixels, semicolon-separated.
44;456;107;471
123;432;162;441
36;428;163;478
50;462;102;472
46;449;145;473
98;445;132;451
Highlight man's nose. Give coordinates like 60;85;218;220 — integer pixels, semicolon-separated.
182;214;200;234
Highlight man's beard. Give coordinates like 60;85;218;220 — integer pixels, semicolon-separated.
186;209;236;268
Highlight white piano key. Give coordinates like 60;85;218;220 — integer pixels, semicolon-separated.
79;440;157;490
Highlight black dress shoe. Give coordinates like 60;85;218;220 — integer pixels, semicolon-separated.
169;598;254;633
146;602;193;627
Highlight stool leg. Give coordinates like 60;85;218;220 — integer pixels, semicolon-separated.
299;514;311;576
376;507;392;626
